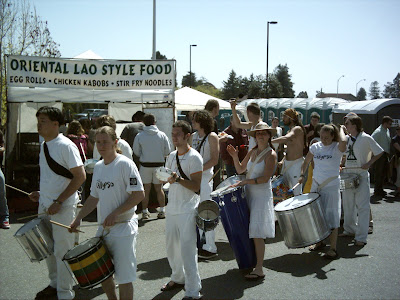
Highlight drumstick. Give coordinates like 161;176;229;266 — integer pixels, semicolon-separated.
341;167;361;170
79;143;87;162
209;168;221;183
79;221;129;228
49;220;84;233
288;182;300;193
17;212;47;221
5;184;30;196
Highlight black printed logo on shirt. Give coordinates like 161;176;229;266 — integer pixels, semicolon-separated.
96;180;114;190
130;177;137;186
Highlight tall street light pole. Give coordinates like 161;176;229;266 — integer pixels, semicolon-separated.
336;75;345;98
266;21;278;98
356;79;366;97
189;44;197;87
152;0;156;60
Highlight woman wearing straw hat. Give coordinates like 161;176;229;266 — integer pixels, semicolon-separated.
227;123;277;280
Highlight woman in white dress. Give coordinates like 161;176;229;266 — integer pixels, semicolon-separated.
298;124;346;259
227;123;277;280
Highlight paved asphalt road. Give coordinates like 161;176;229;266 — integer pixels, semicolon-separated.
1;186;400;300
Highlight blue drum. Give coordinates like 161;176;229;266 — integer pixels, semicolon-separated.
211;175;256;270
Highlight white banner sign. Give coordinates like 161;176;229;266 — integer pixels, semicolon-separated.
7;55;175;90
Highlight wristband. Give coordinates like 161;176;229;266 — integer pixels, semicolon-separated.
175;177;182;183
299;174;305;178
254;178;258;184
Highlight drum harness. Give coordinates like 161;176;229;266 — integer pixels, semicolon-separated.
246;147;272;180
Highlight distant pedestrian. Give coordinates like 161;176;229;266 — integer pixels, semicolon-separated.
121;111;145;167
133;114;172;220
371;116;393;196
392;126;400;196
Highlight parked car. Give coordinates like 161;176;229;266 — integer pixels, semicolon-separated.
73;109;101;121
91;109;109;126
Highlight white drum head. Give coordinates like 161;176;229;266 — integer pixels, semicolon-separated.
155;167;173;182
14;218;43;236
162;182;170;192
64;237;101;260
84;159;99;174
274;193;319;211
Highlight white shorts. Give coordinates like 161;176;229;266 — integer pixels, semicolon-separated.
139;166;161;184
103;234;137;284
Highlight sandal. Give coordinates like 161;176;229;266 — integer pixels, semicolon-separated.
309;242;326;251
160;281;184;292
245;272;265;281
323;249;338;259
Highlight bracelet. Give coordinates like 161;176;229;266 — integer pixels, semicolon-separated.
53;200;63;205
299;174;305;178
254;178;258;184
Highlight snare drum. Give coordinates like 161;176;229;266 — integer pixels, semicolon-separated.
275;193;331;248
63;237;114;289
14;218;54;262
339;173;360;191
84;159;99;174
196;200;219;232
271;175;294;205
211;175;256;269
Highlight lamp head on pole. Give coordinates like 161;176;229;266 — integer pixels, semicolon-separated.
268;21;278;24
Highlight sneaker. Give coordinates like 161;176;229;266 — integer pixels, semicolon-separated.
338;231;354;237
368;226;373;234
198;249;217;259
142;212;151;220
157;211;166;219
35;285;57;299
1;220;10;229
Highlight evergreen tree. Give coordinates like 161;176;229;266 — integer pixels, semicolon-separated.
222;70;240;99
297;91;308;98
369;81;381;99
268;74;283;98
382;73;400;98
181;71;198;87
356;87;367;100
274;64;295;98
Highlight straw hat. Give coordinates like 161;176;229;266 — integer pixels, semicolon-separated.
247;122;277;138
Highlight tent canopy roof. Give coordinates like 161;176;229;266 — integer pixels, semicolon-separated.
332;98;400;114
175;87;230;111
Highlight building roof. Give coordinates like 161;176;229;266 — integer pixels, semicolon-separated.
319;93;357;101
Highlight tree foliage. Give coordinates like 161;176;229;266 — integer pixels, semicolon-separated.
382;73;400;98
274;64;295;98
0;0;61;123
369;81;381;99
222;70;241;99
297;91;308;98
356;87;367;100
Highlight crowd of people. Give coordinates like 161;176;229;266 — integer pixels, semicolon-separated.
1;100;400;300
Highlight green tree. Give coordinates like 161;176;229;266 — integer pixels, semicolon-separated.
194;85;223;99
181;71;198;87
274;64;295;98
369;81;381;99
1;0;60;123
248;74;265;98
156;51;167;59
357;87;367;100
268;74;283;98
297;91;308;98
382;73;400;98
222;70;240;99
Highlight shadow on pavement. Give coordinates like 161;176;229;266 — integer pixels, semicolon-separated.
74;285;105;300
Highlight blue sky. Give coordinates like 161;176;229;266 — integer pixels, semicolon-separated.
32;0;400;99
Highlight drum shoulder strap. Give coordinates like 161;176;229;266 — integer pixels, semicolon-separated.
246;147;271;179
44;142;73;179
175;151;189;180
315;176;338;192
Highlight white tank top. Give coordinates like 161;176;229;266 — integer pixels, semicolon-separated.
192;132;212;176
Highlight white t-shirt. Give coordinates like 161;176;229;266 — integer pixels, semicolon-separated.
310;141;345;187
39;134;83;208
165;148;203;215
93;138;133;161
91;154;144;237
191;132;212;176
345;132;384;173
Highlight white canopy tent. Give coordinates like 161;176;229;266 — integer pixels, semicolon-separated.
175;87;230;111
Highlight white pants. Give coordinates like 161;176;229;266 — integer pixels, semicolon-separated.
342;171;370;243
199;172;217;253
282;157;304;196
39;203;76;300
166;213;202;299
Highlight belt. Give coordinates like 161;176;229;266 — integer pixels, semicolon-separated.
140;162;165;168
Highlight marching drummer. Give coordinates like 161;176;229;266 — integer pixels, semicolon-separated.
272;108;306;196
298;124;347;259
227;123;277;280
70;126;145;300
28;106;86;300
190;110;220;259
340;115;383;246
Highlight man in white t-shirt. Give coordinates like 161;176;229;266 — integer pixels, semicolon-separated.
93;115;133;160
160;120;203;300
29;106;86;300
341;115;383;246
71;126;145;300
